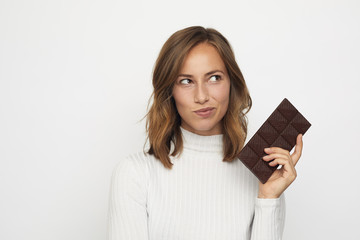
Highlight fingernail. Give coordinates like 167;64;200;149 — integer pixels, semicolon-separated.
264;148;270;151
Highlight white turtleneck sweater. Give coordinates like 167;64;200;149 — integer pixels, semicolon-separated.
107;127;285;240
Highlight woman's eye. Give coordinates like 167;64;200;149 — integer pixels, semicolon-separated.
180;79;192;85
209;75;221;82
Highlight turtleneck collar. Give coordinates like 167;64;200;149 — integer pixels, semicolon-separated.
180;126;223;153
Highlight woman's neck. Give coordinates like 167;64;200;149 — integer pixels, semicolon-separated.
180;126;223;153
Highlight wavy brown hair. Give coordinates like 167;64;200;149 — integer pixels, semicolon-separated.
142;26;252;169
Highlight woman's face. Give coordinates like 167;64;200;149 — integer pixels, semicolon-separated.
172;42;230;136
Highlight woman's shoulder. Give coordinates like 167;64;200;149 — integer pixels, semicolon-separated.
110;151;152;200
122;151;152;163
111;151;156;180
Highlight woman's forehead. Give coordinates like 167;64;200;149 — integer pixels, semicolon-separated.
179;43;226;74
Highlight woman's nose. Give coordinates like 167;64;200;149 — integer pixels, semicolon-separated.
194;83;209;104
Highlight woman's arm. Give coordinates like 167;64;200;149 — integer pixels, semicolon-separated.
107;155;149;240
250;134;303;239
250;194;286;240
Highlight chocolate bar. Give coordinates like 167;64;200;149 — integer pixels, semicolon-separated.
238;98;311;184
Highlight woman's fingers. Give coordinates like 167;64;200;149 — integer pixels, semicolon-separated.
264;146;289;156
264;133;303;167
263;152;294;169
262;153;289;162
262;150;296;176
290;134;303;166
267;158;297;179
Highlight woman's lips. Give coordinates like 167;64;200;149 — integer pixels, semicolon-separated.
194;107;215;118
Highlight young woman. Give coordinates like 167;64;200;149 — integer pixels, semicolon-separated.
107;26;303;240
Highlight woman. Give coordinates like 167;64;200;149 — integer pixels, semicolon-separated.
107;26;303;240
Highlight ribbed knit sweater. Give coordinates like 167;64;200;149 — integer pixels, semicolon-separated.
107;126;286;240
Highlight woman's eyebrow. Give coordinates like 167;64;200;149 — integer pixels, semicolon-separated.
177;70;224;78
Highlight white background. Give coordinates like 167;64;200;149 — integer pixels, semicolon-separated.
1;0;359;239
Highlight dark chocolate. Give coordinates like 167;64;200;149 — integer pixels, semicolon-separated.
238;98;311;184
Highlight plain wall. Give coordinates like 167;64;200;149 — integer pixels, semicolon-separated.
1;0;359;239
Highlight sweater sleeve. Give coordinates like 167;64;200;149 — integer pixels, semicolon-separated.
107;155;149;240
250;193;286;240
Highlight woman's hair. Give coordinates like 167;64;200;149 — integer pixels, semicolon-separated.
142;26;252;169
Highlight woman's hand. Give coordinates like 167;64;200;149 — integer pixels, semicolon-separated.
257;134;303;199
